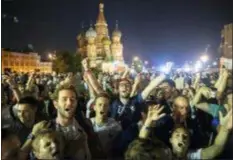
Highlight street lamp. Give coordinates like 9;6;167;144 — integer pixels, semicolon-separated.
48;53;56;60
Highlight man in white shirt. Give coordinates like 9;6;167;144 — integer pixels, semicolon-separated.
90;93;122;156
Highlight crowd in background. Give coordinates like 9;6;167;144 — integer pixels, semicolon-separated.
1;58;232;160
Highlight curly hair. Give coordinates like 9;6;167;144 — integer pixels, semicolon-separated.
51;84;78;100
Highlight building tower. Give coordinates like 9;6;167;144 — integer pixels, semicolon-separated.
86;23;97;62
111;20;123;61
76;23;87;58
76;1;125;68
95;2;109;56
219;23;232;69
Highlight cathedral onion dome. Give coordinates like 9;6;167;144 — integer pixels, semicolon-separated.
112;20;122;37
102;37;111;45
112;29;122;37
85;26;97;38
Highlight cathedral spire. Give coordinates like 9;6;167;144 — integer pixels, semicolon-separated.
115;20;119;30
96;1;107;26
90;20;93;27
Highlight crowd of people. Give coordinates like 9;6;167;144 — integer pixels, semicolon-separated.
1;58;232;160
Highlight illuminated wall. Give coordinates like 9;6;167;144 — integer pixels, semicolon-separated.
1;49;52;73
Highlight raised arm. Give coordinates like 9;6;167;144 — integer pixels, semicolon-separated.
216;69;229;100
201;109;232;159
141;75;166;100
121;68;130;79
130;74;141;97
139;105;166;139
82;58;104;95
5;75;21;102
25;72;35;91
190;87;211;106
83;74;96;99
192;73;201;91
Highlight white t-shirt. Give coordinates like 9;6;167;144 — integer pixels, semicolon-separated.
90;117;122;153
187;149;202;160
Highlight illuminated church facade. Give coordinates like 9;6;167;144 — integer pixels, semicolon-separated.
76;2;124;68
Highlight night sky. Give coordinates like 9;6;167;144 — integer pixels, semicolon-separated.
2;0;233;65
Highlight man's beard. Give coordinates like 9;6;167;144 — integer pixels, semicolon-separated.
58;108;75;119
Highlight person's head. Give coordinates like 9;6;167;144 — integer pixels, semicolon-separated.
170;126;190;157
53;84;78;119
118;78;132;99
18;83;25;94
172;96;189;122
32;130;64;160
160;79;176;100
125;138;172;160
155;88;165;101
17;96;38;127
181;89;189;97
38;85;49;99
2;128;21;160
94;93;110;119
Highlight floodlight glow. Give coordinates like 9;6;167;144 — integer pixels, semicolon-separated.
144;61;148;65
183;64;191;72
48;54;52;59
184;67;191;72
195;61;202;72
213;62;217;66
160;65;170;73
133;56;139;61
200;55;208;63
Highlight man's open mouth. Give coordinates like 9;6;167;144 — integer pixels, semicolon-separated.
178;142;184;148
100;111;106;115
52;150;60;157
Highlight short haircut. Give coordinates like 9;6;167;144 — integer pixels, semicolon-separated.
118;78;132;85
94;92;110;104
51;84;78;100
170;124;190;138
125;138;171;160
161;79;176;88
18;96;38;109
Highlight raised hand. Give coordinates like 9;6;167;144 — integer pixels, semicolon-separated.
219;109;232;130
82;58;89;71
31;121;52;136
199;86;211;99
145;105;166;126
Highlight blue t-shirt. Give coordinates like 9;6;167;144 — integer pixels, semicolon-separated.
110;93;144;130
